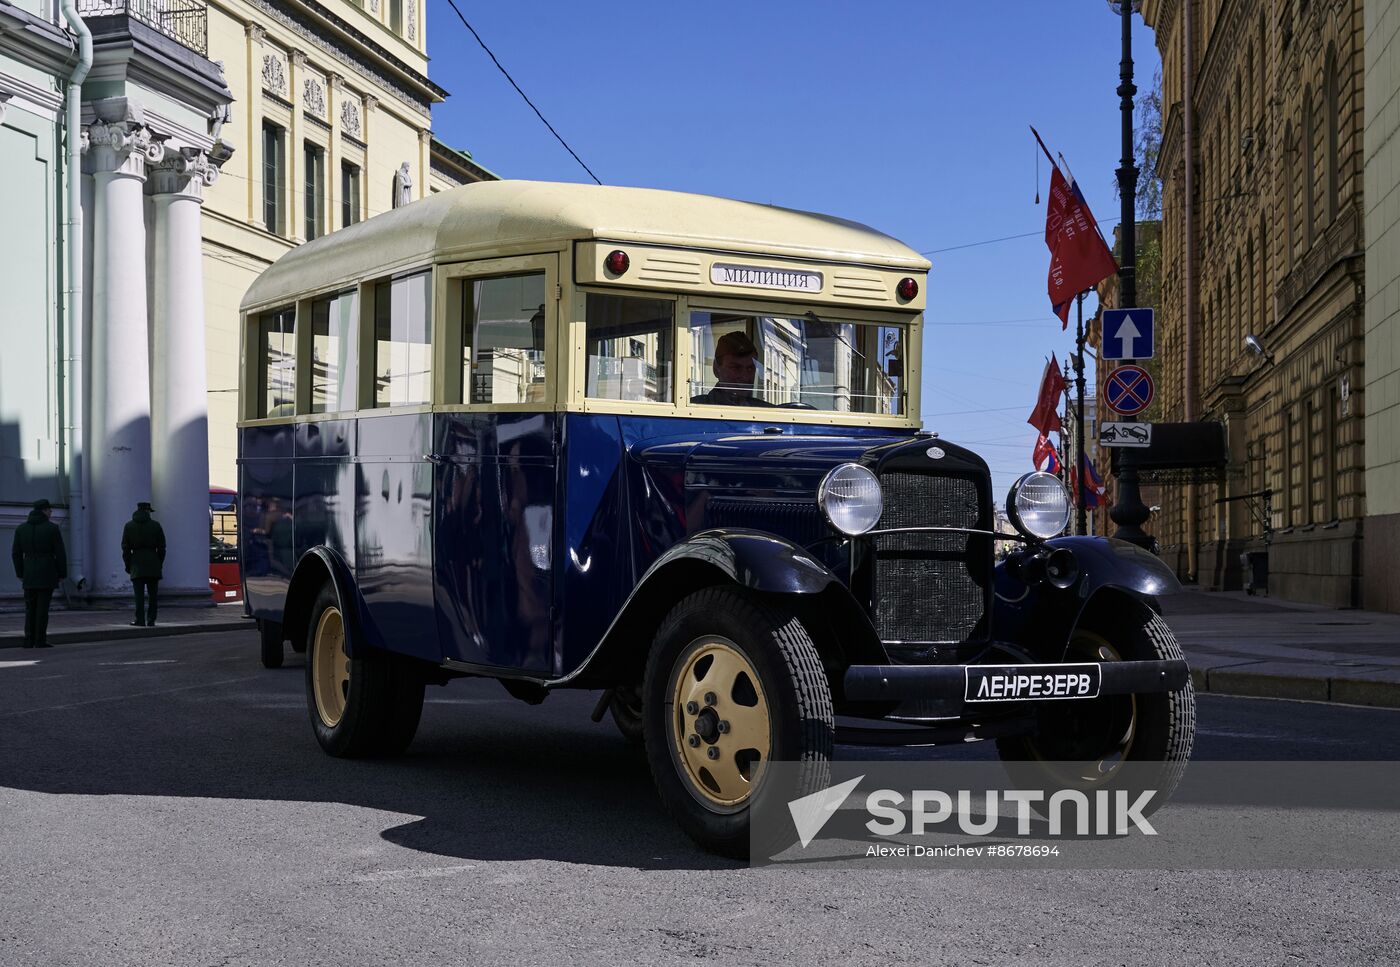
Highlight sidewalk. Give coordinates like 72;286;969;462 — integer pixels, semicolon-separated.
1160;588;1400;708
3;587;1397;710
0;602;253;647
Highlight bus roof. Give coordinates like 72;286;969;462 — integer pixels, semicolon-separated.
241;180;930;312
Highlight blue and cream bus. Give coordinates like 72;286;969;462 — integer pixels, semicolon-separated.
238;181;1193;857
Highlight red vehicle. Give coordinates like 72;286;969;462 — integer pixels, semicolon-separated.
210;487;242;603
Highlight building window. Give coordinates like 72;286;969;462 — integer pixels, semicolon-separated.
311;289;358;413
262;122;286;235
341;161;361;228
390;0;403;34
1326;44;1340;223
373;271;432;407
1284;122;1296;260
1303;86;1315;246
304;142;325;241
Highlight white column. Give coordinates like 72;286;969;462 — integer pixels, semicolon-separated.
151;152;217;597
85;121;159;596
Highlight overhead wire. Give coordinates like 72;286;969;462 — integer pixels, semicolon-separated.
441;0;602;185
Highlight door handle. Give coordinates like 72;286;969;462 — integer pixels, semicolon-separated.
423;453;445;464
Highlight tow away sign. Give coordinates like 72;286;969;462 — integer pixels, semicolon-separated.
1100;422;1153;448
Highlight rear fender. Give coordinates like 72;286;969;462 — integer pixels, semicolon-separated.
283;547;367;658
993;536;1179;661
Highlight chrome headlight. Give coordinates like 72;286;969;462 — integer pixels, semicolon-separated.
1006;472;1072;540
818;463;883;536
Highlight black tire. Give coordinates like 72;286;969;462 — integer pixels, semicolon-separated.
642;586;833;860
995;609;1196;810
304;584;425;758
609;686;645;746
259;620;284;669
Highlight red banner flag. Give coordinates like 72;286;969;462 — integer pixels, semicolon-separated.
1028;354;1067;434
1033;432;1061;474
1044;167;1119;328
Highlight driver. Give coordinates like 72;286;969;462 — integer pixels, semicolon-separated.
691;330;773;407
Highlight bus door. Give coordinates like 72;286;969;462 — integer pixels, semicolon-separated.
432;255;559;673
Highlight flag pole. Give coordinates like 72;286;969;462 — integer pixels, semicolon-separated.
1060;361;1071;486
1075;292;1088;537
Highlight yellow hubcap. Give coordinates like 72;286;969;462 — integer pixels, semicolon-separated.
1031;630;1136;785
312;607;349;728
669;637;771;810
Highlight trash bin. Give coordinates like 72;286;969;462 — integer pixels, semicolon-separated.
1244;551;1269;596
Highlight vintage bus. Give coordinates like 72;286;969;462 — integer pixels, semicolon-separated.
238;181;1193;857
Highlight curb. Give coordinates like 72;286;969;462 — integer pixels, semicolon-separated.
1190;665;1400;710
0;620;254;649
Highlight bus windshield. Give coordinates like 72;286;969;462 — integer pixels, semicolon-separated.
687;310;906;415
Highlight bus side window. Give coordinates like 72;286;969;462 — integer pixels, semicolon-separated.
310;289;358;413
373;271;433;407
584;293;673;403
463;272;547;405
258;307;296;418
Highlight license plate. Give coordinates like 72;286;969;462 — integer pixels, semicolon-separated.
965;663;1102;702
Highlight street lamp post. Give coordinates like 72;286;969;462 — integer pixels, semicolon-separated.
1107;0;1155;550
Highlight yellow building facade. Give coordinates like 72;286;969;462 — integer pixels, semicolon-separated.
1143;0;1367;606
200;0;476;488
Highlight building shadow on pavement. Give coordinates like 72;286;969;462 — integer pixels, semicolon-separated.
0;643;739;872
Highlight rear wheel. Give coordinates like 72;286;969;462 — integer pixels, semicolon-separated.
609;686;645;745
259;620;284;669
996;609;1195;809
305;585;425;758
643;587;833;859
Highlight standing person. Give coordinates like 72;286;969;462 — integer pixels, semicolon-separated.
10;498;67;648
122;501;166;627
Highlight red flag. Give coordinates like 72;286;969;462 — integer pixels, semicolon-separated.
1071;454;1106;510
1028;354;1067;434
1044;166;1119;328
1033;432;1060;473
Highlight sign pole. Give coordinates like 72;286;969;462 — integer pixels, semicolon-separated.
1074;292;1088;536
1106;0;1155;551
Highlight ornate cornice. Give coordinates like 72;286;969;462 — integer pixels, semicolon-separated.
241;0;442;116
1276;202;1364;321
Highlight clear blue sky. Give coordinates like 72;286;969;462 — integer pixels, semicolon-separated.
425;0;1161;498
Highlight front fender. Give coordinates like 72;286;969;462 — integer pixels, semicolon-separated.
993;536;1180;661
557;527;873;687
652;527;839;594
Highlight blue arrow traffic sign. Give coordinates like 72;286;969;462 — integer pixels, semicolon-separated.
1104;364;1154;416
1102;307;1155;360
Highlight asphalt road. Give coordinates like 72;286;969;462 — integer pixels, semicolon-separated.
2;631;1399;966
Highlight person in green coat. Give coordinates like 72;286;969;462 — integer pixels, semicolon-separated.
10;498;67;648
122;501;166;627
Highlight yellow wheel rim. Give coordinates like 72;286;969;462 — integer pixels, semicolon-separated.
669;637;772;811
312;607;349;728
1030;630;1136;785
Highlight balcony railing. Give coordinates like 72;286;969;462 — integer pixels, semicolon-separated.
77;0;208;57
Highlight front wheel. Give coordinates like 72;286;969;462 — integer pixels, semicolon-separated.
305;585;426;758
642;586;833;859
996;608;1196;810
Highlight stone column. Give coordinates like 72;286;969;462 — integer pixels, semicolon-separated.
85;120;160;596
150;151;217;599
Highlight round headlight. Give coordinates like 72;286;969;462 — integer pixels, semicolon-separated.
1007;472;1072;540
818;463;883;536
